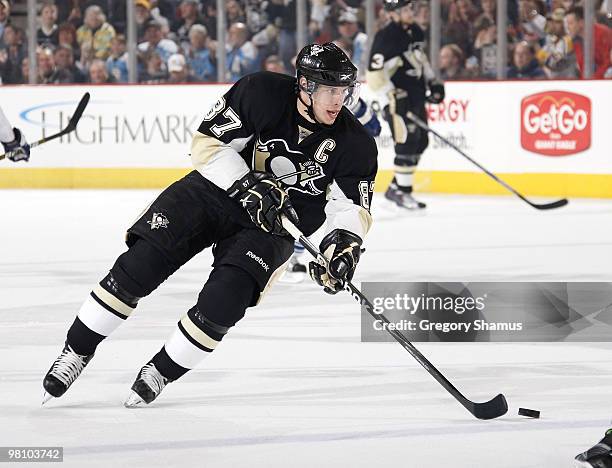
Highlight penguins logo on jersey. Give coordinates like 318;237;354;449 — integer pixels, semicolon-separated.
254;138;325;196
403;42;427;79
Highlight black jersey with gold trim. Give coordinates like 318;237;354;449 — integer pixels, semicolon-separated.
195;71;378;237
368;21;428;103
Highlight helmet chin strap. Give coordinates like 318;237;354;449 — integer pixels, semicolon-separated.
298;91;336;128
297;91;319;123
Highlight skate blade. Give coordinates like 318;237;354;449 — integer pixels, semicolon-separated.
124;391;147;408
41;392;54;406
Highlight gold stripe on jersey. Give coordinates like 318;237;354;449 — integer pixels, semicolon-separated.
92;284;135;318
358;207;373;236
191;131;225;168
180;315;220;350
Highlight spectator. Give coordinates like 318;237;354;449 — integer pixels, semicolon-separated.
519;0;547;43
507;41;546;77
187;24;216;82
148;0;171;36
478;0;497;23
37;2;59;48
201;1;218;40
266;0;305;73
77;5;116;60
537;8;577;78
333;8;368;76
135;0;153;41
245;0;270;35
565;6;612;78
89;58;116;83
175;0;205;50
20;57;29;84
139;50;168;83
414;1;430;53
470;16;498;77
226;22;257;82
58;22;80;59
444;0;478;57
263;54;287;74
0;0;10;49
167;53;199;83
37;47;56;84
50;44;86;83
0;24;26;83
227;0;247;25
439;44;471;79
251;22;279;64
106;34;129;82
77;41;96;75
138;19;178;64
56;1;82;27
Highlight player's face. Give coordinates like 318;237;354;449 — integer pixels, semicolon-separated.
399;5;414;24
311;85;354;125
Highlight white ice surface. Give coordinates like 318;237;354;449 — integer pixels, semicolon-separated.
1;190;611;468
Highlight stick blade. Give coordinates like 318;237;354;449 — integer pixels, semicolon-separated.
469;393;508;420
530;198;569;210
66;92;90;131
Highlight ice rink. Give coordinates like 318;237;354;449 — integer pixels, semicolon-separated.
1;189;611;468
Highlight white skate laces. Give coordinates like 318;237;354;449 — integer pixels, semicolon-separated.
49;346;89;387
139;363;168;395
124;363;170;407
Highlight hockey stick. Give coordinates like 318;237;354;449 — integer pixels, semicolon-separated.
0;92;90;161
405;111;568;210
281;217;508;420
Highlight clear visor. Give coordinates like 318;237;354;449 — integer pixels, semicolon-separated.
303;81;361;108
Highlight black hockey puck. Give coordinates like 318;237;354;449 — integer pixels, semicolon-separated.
518;407;540;418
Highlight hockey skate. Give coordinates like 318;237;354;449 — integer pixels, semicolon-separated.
575;430;612;467
279;254;308;283
42;344;94;404
384;183;426;210
124;362;172;407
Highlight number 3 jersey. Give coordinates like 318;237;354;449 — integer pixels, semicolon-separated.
367;22;433;107
191;71;378;239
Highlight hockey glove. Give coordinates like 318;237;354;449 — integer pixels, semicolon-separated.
2;128;30;162
228;171;299;236
426;80;445;104
309;229;362;295
350;98;381;137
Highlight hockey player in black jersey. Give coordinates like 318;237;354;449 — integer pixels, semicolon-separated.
41;42;378;407
367;0;445;210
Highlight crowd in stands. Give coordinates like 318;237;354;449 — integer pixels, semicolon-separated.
0;0;610;85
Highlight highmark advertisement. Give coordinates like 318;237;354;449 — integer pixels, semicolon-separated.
361;282;612;342
0;80;610;195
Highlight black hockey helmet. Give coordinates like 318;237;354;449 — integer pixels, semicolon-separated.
383;0;413;11
295;43;360;125
296;42;357;87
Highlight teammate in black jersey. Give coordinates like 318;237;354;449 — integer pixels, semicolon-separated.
41;43;378;407
367;0;445;210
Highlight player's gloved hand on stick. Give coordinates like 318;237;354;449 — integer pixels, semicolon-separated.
350;98;382;137
309;229;362;295
426;80;445;104
1;128;30;162
228;171;299;236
